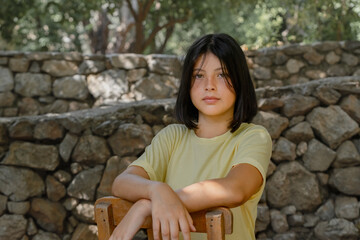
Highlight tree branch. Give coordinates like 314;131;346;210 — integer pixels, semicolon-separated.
143;16;188;52
126;0;137;21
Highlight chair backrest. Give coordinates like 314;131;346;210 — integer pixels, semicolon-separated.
95;196;233;240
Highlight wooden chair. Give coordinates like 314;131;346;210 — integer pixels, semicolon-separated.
95;196;233;240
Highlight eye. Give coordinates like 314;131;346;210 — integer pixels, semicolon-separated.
193;74;204;79
217;73;225;78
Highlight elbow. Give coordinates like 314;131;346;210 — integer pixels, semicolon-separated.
224;191;247;208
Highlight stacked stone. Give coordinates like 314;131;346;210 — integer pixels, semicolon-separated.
1;40;360;118
0;52;181;117
0;76;359;239
247;41;360;88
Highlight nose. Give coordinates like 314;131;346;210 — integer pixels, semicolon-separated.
205;77;216;91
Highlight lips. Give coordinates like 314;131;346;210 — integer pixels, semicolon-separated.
202;96;220;104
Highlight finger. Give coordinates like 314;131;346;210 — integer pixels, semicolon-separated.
160;220;170;240
186;212;196;232
153;218;161;240
169;220;179;240
178;218;191;240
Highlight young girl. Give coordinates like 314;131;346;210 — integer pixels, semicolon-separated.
110;33;272;240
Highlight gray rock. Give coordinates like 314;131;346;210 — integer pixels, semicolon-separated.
67;165;104;201
316;199;335;221
18;97;41;116
282;94;319;118
32;231;61;240
27;217;37;236
303;214;320;227
284;122;314;144
305;69;326;79
2;142;59;171
72;135;110;165
146;54;181;77
126;68;147;82
0;91;15;107
8;120;34;140
258;97;284;111
303;50;324;65
0;67;14;92
14;73;51;97
9;58;29;72
314;86;341;105
325;51;341;64
0;194;7;215
286;59;305;74
7;201;30;215
314;218;359;240
87;69;128;99
342;52;359;66
78;60;106;74
53;170;72;184
333;140;360;168
97;156;130;199
327;64;350;77
272;137;296;163
255;203;270;233
303;139;336;171
53;75;89;100
274;52;288;65
46;175;66;201
72;202;95;223
34;120;65;140
252;111;289;139
108;123;153;157
335;196;359;220
306;106;359;149
329;167;360;196
340;94;360;123
41;60;78;77
109;53;147;69
313;41;339;51
134;74;177;100
287;213;304;227
266;161;322;211
0;214;27;240
270;209;289;233
274;68;290;79
59;133;78;162
71;223;98;240
0;166;44;201
253;66;271;79
30;198;67;234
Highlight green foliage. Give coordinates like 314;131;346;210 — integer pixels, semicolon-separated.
1;0;359;53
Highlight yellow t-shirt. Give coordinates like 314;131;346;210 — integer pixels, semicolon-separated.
131;123;272;240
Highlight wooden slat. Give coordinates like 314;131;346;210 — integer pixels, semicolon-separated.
206;210;225;240
94;197;233;240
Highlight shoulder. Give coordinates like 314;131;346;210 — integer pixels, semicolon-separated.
155;124;189;139
232;123;272;145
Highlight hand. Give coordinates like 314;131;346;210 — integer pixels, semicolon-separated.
150;183;196;240
109;199;151;240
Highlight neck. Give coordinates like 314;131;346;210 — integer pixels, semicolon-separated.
195;117;232;138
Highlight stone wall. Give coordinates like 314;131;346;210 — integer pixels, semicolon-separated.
0;76;359;240
1;40;360;118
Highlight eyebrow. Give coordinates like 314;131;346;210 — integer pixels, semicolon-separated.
193;67;223;72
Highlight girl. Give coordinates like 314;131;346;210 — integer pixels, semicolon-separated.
110;33;272;240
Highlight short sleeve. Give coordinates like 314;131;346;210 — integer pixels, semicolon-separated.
232;125;272;183
130;125;178;182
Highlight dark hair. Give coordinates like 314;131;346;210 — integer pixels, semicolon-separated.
175;33;258;132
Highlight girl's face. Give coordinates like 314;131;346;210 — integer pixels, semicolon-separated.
190;52;236;124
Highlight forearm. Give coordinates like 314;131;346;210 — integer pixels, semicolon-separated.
177;164;263;212
176;178;244;212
